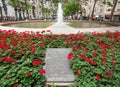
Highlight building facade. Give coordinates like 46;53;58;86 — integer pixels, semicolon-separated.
0;0;53;20
104;0;120;21
83;0;120;21
0;0;120;21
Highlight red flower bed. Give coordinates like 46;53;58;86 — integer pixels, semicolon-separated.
0;29;120;87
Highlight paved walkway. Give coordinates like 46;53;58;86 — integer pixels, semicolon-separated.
0;22;120;34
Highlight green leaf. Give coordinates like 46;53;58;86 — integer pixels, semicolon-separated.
94;68;103;74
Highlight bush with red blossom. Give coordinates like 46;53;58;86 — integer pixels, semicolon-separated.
0;29;120;87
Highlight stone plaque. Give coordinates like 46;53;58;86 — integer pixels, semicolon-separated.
45;48;75;82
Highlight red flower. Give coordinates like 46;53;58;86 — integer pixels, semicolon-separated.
13;40;19;46
10;49;14;54
39;42;45;47
100;43;107;48
87;59;93;64
102;58;107;62
93;61;97;66
96;75;101;80
21;48;25;54
1;56;14;63
0;44;4;49
111;62;116;65
46;30;51;32
1;56;7;62
39;69;46;75
80;54;86;59
72;46;77;50
30;45;36;54
93;52;97;57
102;53;107;57
26;71;31;76
30;45;35;49
13;83;19;87
107;46;111;49
75;70;82;75
7;57;13;62
112;50;115;53
114;32;120;37
32;60;42;66
100;61;103;64
106;73;111;78
41;30;45;33
67;53;73;61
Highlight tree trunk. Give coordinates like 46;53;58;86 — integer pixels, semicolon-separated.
0;6;3;21
18;9;22;20
26;10;29;19
22;9;25;19
2;0;7;17
14;8;18;21
25;0;29;19
91;0;97;20
110;0;118;21
41;0;45;19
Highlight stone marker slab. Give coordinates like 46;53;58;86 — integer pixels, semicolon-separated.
45;48;75;83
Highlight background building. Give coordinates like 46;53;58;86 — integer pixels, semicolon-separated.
83;0;120;21
104;0;120;21
0;0;120;21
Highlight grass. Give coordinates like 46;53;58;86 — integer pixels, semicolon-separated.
67;20;117;28
1;21;53;28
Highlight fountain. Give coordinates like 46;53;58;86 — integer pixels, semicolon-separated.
57;3;63;23
1;2;118;30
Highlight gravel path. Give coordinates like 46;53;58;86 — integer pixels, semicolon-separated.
0;23;120;34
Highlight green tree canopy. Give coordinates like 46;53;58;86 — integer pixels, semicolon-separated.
9;0;20;8
42;7;51;14
63;0;81;16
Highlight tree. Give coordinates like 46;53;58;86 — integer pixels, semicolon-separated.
63;0;81;18
110;0;118;21
39;0;44;18
91;0;113;20
42;7;51;18
75;0;88;19
0;5;3;21
42;7;51;14
2;0;7;17
75;0;88;5
9;0;21;20
9;0;31;20
24;0;31;19
91;0;98;20
51;0;59;15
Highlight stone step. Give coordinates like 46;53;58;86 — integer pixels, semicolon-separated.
45;48;75;87
46;82;74;87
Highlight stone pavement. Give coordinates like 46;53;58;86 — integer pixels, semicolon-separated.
45;48;74;86
0;22;120;34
